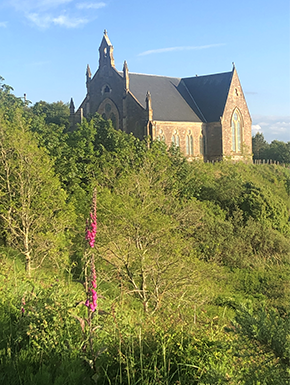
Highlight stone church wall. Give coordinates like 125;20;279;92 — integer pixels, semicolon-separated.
153;121;205;159
221;69;252;161
85;67;125;129
123;93;148;139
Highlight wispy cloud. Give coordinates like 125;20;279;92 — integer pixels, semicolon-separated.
139;43;225;56
31;60;50;66
252;115;290;143
53;14;88;27
9;0;73;12
8;0;106;28
76;2;106;9
0;21;7;27
27;12;88;28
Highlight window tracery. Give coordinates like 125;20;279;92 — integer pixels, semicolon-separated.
157;129;166;142
171;130;180;147
231;109;243;152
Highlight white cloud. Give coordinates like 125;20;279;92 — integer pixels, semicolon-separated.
76;2;106;9
26;13;51;28
9;0;72;12
8;0;106;28
139;44;225;56
0;21;7;27
27;12;88;28
252;124;262;136
53;14;88;27
252;115;290;143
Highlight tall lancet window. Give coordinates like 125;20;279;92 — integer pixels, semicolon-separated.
186;131;193;156
231;109;243;152
199;135;204;155
157;129;165;142
171;130;180;147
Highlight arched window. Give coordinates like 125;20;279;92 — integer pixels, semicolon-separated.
231;109;243;152
157;129;165;142
186;131;193;156
110;113;116;129
171;130;180;147
97;98;119;129
101;84;111;95
199;135;204;155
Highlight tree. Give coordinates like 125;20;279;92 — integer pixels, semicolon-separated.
0;91;75;274
95;154;204;313
31;100;70;130
252;132;269;160
238;182;290;234
265;140;290;164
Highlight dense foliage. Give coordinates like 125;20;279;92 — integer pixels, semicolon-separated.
0;78;290;384
252;132;290;164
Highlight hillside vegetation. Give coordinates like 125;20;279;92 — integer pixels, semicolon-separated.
0;78;290;384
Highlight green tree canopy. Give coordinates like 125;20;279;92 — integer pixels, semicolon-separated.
0;82;75;273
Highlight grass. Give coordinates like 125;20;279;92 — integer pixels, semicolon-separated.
0;247;289;384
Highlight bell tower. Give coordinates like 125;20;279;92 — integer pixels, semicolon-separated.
98;29;115;69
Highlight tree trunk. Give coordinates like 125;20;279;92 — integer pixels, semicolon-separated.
24;232;31;275
25;252;31;275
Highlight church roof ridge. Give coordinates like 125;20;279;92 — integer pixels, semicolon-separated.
127;71;182;80
183;70;233;80
121;69;233;81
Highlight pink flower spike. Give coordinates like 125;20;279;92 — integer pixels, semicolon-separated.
90;303;96;312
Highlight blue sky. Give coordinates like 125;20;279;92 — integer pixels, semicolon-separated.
0;0;289;142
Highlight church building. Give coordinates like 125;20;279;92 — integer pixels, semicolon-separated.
70;31;252;162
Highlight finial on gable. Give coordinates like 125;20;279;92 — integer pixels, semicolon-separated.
146;91;153;120
232;62;235;70
86;64;92;79
86;64;91;90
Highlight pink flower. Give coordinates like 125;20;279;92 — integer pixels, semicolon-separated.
84;256;98;312
84;190;99;312
86;190;97;248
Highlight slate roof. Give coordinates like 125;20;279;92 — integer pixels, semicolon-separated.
128;73;202;122
182;71;234;122
126;70;233;123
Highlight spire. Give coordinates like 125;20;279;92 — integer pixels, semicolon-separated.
98;30;115;69
70;98;75;114
123;60;129;93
